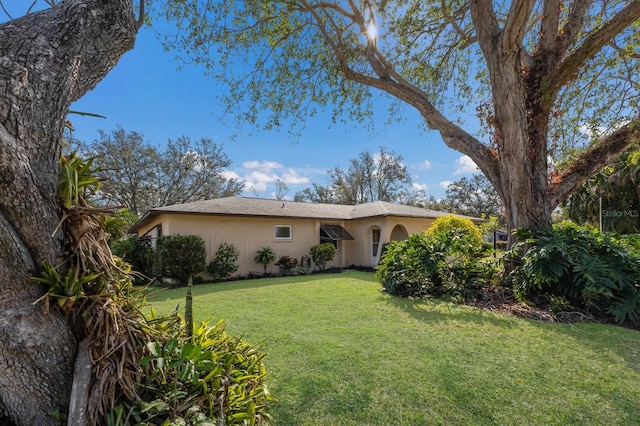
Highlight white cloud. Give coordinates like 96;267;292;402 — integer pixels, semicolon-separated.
421;160;432;170
246;182;267;192
453;155;478;175
439;180;453;189
242;160;284;172
412;182;429;192
281;169;310;185
222;170;242;181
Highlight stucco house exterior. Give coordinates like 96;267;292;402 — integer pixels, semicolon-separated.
129;196;479;276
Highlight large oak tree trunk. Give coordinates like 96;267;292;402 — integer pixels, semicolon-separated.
0;1;138;423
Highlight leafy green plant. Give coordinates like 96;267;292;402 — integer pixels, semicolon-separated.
114;318;273;425
377;226;497;300
275;255;298;276
155;235;207;285
111;234;154;281
32;262;99;315
254;246;276;275
297;255;313;275
309;243;337;271
375;233;445;297
57;152;103;209
104;208;139;241
505;223;640;325
207;242;240;281
426;215;484;247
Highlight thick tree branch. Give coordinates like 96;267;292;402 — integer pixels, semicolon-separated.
558;0;592;53
547;0;640;96
550;117;640;207
469;0;501;56
540;0;560;63
503;0;535;51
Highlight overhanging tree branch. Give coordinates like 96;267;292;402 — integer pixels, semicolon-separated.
550;116;640;207
547;0;640;97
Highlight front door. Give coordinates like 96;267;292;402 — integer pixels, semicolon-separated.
371;228;381;266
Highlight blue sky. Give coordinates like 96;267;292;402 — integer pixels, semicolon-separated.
10;4;481;200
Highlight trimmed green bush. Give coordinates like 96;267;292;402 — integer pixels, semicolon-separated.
309;243;336;271
111;234;154;281
207;242;240;281
426;214;484;247
154;235;206;285
505;223;640;326
375;233;445;297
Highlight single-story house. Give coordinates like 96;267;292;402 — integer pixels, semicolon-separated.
129;196;480;276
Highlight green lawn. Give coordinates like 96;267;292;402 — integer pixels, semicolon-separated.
146;270;640;425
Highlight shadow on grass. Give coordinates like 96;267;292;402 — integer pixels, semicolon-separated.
145;270;375;303
382;293;521;329
384;291;640;376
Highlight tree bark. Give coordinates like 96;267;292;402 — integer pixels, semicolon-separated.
322;1;640;237
0;1;137;423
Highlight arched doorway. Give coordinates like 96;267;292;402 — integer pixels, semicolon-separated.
390;224;408;242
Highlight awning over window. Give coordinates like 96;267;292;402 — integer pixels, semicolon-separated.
320;224;354;240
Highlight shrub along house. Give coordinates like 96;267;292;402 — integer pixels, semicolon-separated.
129;196;480;276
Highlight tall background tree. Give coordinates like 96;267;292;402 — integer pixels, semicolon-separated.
83;126;244;215
294;147;412;204
158;0;640;237
426;174;503;218
0;1;141;423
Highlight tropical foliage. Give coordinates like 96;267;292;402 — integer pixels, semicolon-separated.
377;220;495;301
112;314;273;425
254;246;277;275
505;223;640;326
35;152;272;424
275;255;299;276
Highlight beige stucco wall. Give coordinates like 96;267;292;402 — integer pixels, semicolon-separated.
135;213;436;276
136;214;362;276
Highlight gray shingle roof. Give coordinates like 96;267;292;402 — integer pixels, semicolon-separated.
130;196;479;233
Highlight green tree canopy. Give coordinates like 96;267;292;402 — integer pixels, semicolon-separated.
82;126;244;214
442;174;502;218
155;0;640;236
294;147;412;204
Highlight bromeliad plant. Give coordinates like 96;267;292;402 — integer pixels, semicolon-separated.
32;152;154;424
33;152;273;425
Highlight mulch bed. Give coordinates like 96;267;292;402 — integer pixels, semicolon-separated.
472;286;594;324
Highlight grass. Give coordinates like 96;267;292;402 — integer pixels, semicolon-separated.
146;270;640;425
